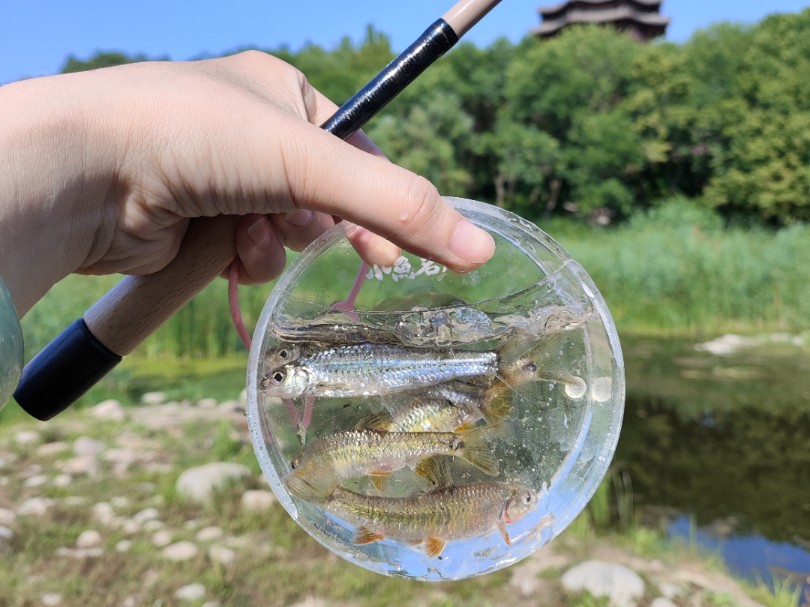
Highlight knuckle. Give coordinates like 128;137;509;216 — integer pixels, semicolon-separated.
400;176;441;237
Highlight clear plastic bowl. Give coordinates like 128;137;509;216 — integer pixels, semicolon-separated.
246;197;624;580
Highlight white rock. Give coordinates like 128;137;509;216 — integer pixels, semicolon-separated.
197;398;218;408
241;490;276;512
24;474;48;488
93;502;115;525
91;399;125;421
175;463;251;503
202;602;221;607
103;448;139;469
61;454;99;476
41;593;62;606
658;582;682;599
110;496;129;509
196;526;224;542
133;507;159;524
14;430;41;446
162;541;199;561
62;496;86;507
36;442;69;458
142;519;164;532
0;526;13;542
55;547;103;558
53;474;72;488
0;455;6;468
0;508;15;526
218;400;241;413
141;391;166;406
73;437;106;456
208;544;236;565
121;519;141;535
115;540;131;553
18;497;54;517
561;560;645;607
76;530;102;548
651;599;678;607
175;583;206;601
0;476;7;486
152;530;173;547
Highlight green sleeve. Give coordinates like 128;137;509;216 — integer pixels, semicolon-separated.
0;278;23;411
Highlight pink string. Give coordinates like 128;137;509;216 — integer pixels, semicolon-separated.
228;262;252;350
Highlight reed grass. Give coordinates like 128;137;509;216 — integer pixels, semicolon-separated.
19;198;810;365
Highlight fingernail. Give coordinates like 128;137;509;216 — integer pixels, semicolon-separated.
449;219;496;265
286;209;314;227
248;217;274;251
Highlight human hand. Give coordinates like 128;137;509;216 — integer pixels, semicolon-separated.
0;52;495;315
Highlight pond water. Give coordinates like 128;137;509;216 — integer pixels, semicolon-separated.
617;335;810;603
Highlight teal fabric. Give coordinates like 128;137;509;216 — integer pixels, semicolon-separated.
0;278;23;410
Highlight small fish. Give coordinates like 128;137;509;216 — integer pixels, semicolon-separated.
325;482;538;557
283;427;497;503
261;343;501;399
360;397;485;434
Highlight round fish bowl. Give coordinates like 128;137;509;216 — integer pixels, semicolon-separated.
247;197;624;580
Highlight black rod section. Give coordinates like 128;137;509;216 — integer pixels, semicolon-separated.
321;19;459;139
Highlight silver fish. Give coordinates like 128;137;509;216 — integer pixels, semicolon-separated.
261;343;499;399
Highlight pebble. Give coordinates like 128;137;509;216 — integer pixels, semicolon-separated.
208;544;236;565
241;490;276;512
151;530;173;547
41;593;62;606
196;526;224;542
53;474;72;488
133;507;159;524
175;583;206;601
197;398;218;408
90;399;125;421
115;540;132;553
175;462;251;503
141;391;166;406
0;455;6;468
202;602;221;607
14;430;41;446
18;497;54;517
63;496;86;507
24;474;48;488
110;496;129;509
36;442;69;458
162;541;199;561
56;547;103;559
61;454;99;476
0;526;13;543
0;508;15;526
142;519;164;532
73;437;106;456
93;502;115;526
76;530;102;548
651;598;678;607
562;560;645;607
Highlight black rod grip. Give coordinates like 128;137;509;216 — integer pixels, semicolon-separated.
14;319;122;421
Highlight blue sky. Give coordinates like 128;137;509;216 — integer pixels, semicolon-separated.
1;1;808;85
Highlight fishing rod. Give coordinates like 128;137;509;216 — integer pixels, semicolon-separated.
14;0;503;421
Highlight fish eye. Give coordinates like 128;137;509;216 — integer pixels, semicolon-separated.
522;492;533;505
278;349;290;360
272;371;285;384
524;361;538;374
290;456;300;470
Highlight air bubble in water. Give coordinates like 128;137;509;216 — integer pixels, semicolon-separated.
564;376;587;399
591;376;612;403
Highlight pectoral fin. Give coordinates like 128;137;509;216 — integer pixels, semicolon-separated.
415;456;452;488
355;527;385;545
368;470;391;493
497;520;512;546
423;537;447;558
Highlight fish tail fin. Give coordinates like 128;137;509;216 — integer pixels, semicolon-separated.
459;426;498;476
423;537;447;558
282;472;332;504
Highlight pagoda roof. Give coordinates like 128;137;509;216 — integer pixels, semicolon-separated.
534;3;670;37
540;0;663;17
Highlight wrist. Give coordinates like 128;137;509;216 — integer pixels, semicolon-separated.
0;74;115;315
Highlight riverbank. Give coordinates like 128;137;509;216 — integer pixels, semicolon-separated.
0;395;798;607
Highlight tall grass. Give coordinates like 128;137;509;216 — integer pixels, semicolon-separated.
20;198;810;363
551;198;810;334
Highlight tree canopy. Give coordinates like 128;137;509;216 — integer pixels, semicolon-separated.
61;9;810;225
